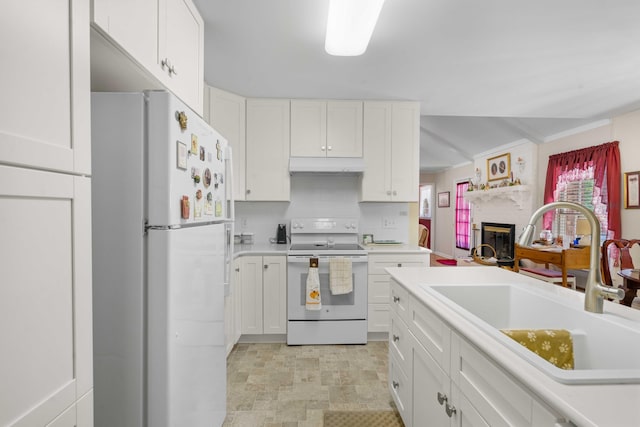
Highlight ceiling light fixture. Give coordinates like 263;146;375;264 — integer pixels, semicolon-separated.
325;0;386;56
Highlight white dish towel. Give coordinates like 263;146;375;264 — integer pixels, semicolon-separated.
329;257;353;295
305;264;322;310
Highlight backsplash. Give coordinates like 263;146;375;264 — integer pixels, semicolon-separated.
234;174;410;245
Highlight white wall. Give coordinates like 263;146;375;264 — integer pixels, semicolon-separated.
235;173;411;244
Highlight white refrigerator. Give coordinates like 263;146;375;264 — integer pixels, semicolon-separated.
91;91;232;427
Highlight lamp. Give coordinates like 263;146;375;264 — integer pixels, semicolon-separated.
325;0;386;56
575;217;591;246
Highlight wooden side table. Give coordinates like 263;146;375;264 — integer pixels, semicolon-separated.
617;269;640;307
513;244;591;288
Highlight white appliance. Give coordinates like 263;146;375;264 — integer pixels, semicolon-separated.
91;91;232;427
287;218;368;345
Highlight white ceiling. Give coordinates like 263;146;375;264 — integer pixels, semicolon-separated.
193;0;640;173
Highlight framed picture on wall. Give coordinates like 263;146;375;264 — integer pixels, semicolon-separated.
487;152;511;181
624;171;640;208
437;191;450;208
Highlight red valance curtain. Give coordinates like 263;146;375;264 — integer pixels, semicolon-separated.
542;141;621;238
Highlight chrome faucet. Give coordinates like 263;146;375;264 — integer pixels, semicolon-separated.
518;201;624;313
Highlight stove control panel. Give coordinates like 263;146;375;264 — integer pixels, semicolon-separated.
290;218;359;234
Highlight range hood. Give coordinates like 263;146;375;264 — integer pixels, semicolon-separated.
289;157;365;173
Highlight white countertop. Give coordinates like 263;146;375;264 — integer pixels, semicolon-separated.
386;266;640;427
363;244;431;254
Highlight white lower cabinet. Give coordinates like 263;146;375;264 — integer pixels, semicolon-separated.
239;255;287;335
389;278;569;427
224;258;243;356
368;252;429;332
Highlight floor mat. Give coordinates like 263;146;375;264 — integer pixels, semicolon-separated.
436;258;457;266
323;410;404;427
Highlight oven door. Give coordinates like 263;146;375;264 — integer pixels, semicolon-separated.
287;254;368;320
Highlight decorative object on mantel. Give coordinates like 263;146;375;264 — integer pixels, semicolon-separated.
624;170;640;209
464;185;531;210
437;191;450;207
487;152;511;181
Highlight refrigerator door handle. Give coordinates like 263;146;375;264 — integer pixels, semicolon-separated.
226;145;235;221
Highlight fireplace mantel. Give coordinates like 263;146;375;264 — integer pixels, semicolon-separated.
464;185;531;209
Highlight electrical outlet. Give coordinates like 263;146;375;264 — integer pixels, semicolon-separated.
240;217;248;228
382;217;397;229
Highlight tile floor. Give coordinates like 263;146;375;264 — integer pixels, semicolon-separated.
222;341;398;426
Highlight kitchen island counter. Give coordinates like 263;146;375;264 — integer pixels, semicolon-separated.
386;266;640;427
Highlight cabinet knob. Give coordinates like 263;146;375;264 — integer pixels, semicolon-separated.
437;392;447;405
392;381;399;389
235;267;240;272
264;264;268;269
392;334;400;342
445;403;457;417
246;189;251;194
392;190;397;196
327;145;332;151
321;146;326;151
386;190;392;195
393;296;400;303
397;263;402;267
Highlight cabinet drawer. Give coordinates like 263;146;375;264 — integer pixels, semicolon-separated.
368;274;390;304
389;311;410;363
450;332;532;426
408;294;450;374
389;352;411;427
368;254;428;275
368;304;390;332
390;279;409;322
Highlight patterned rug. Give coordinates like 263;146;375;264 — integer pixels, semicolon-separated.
323;410;405;427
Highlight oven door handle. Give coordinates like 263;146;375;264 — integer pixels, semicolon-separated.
287;256;368;264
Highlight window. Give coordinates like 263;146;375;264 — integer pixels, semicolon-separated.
543;141;620;240
552;165;609;242
455;181;471;250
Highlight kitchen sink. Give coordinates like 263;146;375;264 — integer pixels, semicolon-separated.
418;282;640;384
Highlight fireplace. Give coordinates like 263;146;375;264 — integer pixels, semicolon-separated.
481;222;516;260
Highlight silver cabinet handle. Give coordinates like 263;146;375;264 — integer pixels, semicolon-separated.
161;58;178;76
392;381;399;389
445;403;457;417
393;296;400;303
437;392;447;405
392;334;400;342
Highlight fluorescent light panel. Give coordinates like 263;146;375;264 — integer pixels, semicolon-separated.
325;0;386;56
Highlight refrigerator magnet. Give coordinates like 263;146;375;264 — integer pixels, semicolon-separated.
216;141;222;160
176;111;188;130
181;196;190;219
205;201;213;216
176;141;187;170
203;169;211;188
199;146;205;161
190;134;198;154
191;167;201;183
194;198;203;218
215;200;222;217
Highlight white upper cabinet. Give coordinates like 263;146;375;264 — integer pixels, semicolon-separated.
205;86;247;201
245;99;291;201
92;0;158;73
361;101;420;202
91;0;204;114
1;0;91;175
290;100;363;158
157;0;204;112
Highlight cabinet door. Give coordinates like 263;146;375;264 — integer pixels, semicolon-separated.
390;102;420;201
290;100;327;157
158;0;204;113
451;385;491;427
92;0;158;72
410;332;449;427
389;353;412;427
1;0;90;175
262;256;287;334
361;101;392;200
206;86;246;201
246;99;291;201
0;167;92;426
327;100;363;157
240;256;263;334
